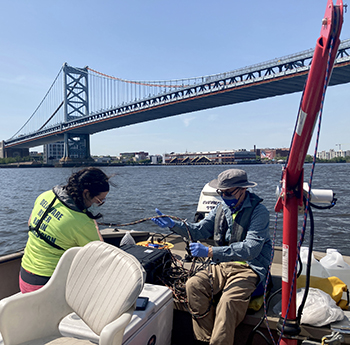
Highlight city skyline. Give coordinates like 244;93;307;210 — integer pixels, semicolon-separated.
38;146;347;159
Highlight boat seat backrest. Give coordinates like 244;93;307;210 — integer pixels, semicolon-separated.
65;241;146;335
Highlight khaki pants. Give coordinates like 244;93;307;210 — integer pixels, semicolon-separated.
186;262;259;345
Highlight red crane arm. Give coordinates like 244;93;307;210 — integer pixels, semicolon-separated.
274;2;344;345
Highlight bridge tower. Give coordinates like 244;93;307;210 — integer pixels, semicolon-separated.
60;63;94;164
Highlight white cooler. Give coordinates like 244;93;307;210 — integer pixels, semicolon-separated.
59;283;173;345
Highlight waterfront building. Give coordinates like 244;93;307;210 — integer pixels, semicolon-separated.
163;149;257;164
150;155;162;164
94;156;112;163
43;142;64;164
120;151;149;163
317;149;350;160
256;148;289;160
0;140;29;159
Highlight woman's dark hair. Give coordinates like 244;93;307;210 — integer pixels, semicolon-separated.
64;167;110;219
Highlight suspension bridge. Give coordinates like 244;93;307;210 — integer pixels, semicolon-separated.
1;39;350;162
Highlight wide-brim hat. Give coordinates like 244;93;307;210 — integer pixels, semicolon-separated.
208;169;257;190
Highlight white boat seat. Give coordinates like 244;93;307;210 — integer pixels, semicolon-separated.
0;241;146;345
19;335;95;345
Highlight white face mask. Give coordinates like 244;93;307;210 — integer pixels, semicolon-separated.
87;203;101;216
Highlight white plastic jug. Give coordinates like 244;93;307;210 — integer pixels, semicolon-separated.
300;247;329;278
120;231;136;246
320;249;350;287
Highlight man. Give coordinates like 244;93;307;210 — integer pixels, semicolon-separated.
152;168;271;345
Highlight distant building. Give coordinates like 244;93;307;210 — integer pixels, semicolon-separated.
256;148;289;160
317;150;331;160
150;155;162;164
163;149;257;164
317;149;350;160
95;156;112;163
120;151;149;162
29;151;43;161
0;140;30;159
43;141;64;164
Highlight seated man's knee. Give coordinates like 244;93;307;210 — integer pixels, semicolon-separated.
186;274;199;295
186;271;210;297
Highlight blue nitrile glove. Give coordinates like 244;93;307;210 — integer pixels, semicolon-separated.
189;242;209;257
151;208;175;228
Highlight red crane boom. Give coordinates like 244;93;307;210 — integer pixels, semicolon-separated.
274;1;344;344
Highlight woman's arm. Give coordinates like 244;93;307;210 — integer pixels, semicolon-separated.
94;220;104;242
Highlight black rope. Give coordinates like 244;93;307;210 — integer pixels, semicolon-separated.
245;287;282;345
154;243;214;319
98;214;194;242
309;197;337;210
297;199;315;324
104;219;214;319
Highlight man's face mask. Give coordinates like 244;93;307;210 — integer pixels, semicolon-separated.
222;196;239;208
217;188;244;209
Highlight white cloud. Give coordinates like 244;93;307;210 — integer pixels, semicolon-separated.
182;116;196;127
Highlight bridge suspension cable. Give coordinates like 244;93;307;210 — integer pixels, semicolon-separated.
8;38;350;142
86;67;191;88
10;66;64;139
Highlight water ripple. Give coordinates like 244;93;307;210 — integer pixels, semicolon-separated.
1;164;350;256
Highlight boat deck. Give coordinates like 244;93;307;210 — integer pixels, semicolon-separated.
99;228;350;344
0;228;349;344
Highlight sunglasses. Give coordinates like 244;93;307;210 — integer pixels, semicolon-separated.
94;196;106;206
216;188;240;197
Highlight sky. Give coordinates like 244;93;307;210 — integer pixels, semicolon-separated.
1;0;349;156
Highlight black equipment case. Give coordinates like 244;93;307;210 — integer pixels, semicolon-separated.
121;244;171;285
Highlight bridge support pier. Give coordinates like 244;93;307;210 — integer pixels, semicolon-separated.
59;133;94;165
59;64;95;165
0;141;29;159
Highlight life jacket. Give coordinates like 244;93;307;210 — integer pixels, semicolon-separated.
213;192;263;246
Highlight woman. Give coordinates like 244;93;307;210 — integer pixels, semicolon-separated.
19;167;110;293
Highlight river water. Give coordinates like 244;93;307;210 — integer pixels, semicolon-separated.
0;163;349;257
